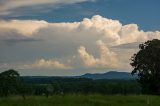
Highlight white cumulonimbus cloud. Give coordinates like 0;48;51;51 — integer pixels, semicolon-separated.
0;59;71;70
31;59;72;69
1;15;159;45
0;15;160;74
0;20;48;35
78;40;119;68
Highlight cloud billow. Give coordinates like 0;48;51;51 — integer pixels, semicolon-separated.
0;15;160;75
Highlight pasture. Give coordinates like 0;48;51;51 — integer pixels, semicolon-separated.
0;95;160;106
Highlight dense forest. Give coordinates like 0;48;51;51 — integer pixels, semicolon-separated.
0;70;141;98
23;77;141;96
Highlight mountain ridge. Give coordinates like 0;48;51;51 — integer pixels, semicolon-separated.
22;71;137;80
78;71;137;79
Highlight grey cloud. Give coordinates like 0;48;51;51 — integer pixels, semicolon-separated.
0;0;95;16
0;28;42;45
2;37;42;44
111;42;140;49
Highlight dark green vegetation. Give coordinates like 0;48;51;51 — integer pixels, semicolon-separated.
23;77;141;95
0;70;141;98
0;69;26;99
131;39;160;94
0;95;160;106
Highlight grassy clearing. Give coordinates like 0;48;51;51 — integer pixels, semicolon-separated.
0;95;160;106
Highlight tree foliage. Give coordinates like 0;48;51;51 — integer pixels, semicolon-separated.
0;69;26;99
131;39;160;94
0;69;20;96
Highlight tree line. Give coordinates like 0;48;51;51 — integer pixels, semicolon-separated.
0;69;141;99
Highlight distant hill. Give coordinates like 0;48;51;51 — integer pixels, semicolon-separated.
22;71;137;82
78;71;137;79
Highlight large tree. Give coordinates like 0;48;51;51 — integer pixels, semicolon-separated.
131;39;160;94
0;69;26;99
0;69;20;96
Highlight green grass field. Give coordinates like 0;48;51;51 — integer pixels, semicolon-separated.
0;95;160;106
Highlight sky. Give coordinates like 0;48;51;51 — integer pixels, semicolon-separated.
0;0;160;76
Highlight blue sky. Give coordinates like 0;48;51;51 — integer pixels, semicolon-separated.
0;0;160;76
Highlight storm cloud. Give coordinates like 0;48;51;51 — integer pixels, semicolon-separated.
0;15;160;75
